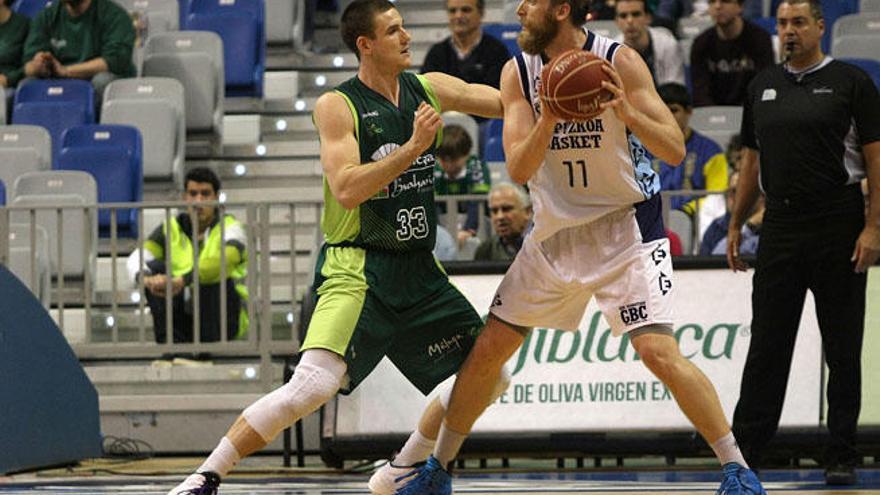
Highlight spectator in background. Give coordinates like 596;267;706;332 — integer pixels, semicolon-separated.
588;0;617;20
434;224;459;261
699;171;762;255
653;82;729;217
614;0;685;85
474;182;531;261
690;0;773;106
654;0;693;31
422;0;509;91
665;228;684;255
655;0;761;27
22;0;135;100
127;167;248;345
728;0;880;484
434;124;491;248
0;0;29;93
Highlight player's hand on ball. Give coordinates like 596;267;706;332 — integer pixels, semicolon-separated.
537;93;563;125
409;102;442;154
599;63;635;124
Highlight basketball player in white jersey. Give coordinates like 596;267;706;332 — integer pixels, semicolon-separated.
394;1;767;494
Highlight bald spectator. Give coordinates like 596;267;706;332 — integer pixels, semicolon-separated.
0;0;29;93
690;0;773;106
474;183;532;262
421;0;509;90
23;0;135;101
614;0;685;86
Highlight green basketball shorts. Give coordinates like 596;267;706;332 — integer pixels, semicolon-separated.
301;245;482;394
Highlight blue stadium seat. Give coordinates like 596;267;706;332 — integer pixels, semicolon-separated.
840;57;880;88
481;118;503;146
11;0;50;17
12;79;95;166
184;0;266;97
56;125;143;238
484;135;505;162
753;16;777;34
179;0;192;28
483;23;521;58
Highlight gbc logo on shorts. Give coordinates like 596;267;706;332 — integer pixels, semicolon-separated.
619;302;649;325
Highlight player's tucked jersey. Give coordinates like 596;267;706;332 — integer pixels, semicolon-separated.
321;72;442;252
514;29;661;242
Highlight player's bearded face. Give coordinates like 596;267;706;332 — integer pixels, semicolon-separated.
518;8;559;55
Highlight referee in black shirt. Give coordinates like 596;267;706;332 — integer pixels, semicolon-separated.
727;0;880;485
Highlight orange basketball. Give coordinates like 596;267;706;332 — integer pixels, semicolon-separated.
540;49;613;121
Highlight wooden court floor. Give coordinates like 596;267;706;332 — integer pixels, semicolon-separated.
2;468;880;494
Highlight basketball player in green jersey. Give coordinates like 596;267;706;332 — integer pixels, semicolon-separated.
166;1;505;494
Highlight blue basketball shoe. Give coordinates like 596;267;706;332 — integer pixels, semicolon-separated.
394;455;452;495
717;463;767;495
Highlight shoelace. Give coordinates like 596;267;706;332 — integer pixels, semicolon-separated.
394;463;447;494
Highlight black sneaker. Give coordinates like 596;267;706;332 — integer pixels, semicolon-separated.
825;464;857;485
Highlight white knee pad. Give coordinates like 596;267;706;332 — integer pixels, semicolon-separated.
243;350;346;442
439;366;512;410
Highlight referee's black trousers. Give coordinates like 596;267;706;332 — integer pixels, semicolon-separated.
732;197;866;468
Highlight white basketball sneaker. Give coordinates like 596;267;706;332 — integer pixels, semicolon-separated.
167;471;221;495
368;459;424;495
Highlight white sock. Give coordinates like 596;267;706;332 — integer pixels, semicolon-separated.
198;437;241;477
433;423;468;466
711;432;749;468
394;430;436;467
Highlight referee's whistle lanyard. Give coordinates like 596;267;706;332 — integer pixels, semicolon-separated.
783;55;829;83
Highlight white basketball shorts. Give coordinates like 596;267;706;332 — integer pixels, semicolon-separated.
489;207;675;336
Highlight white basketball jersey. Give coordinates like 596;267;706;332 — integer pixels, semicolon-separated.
514;29;661;242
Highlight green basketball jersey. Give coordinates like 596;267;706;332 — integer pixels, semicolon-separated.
321;72;442;252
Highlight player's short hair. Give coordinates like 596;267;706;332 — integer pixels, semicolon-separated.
448;0;485;14
553;0;590;28
437;124;473;160
341;0;397;60
614;0;653;16
656;83;692;109
185;167;221;194
780;0;823;20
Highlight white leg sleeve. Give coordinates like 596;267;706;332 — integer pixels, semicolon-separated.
243;349;347;442
439;366;511;411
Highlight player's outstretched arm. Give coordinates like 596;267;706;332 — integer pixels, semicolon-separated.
499;59;558;185
423;71;503;119
601;47;685;165
314;92;440;209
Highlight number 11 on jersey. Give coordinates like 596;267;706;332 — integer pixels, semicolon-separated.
563;160;588;188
